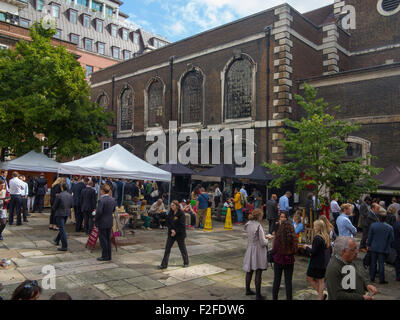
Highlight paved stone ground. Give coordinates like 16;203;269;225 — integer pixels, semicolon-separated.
0;210;398;300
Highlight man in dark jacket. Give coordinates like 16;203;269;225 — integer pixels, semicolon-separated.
95;184;116;261
33;173;47;213
367;208;394;284
266;194;278;234
359;196;372;251
115;179;124;208
393;219;400;281
326;236;377;300
51;184;73;251
71;177;86;232
80;180;97;235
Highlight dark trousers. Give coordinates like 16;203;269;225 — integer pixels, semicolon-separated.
9;195;22;225
82;210;93;235
268;219;277;234
332;212;340;235
55;216;68;249
74;205;83;231
98;228;112;260
395;249;400;280
360;225;369;249
34;194;44;213
272;263;294;300
0;218;6;236
152;212;167;227
161;236;189;268
370;251;386;283
49;209;56;225
21;197;28;221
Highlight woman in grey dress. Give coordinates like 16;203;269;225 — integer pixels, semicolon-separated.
243;209;273;300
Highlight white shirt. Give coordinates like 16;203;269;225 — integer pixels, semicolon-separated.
20;181;28;197
330;200;341;213
9;177;26;195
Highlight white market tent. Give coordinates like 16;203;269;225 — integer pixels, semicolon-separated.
58;144;172;182
0;150;60;173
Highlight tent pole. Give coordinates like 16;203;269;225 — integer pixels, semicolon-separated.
167;181;171;210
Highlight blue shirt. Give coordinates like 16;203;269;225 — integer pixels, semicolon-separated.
240;188;248;197
279;195;289;212
293;222;304;234
197;193;209;210
337;213;357;237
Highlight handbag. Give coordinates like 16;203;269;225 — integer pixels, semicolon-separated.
363;251;371;269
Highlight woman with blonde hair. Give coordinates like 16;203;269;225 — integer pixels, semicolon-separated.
302;219;331;300
243;209;273;300
319;215;336;249
49;177;64;231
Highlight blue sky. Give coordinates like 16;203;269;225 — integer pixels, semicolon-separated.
122;0;334;42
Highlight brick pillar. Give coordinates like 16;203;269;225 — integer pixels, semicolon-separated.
270;5;293;165
333;0;346;17
322;24;339;75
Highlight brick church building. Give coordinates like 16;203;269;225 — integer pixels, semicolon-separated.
90;0;400;172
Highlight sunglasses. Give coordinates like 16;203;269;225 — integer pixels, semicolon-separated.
24;280;39;289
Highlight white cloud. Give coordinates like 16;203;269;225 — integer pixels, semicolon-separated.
166;20;187;37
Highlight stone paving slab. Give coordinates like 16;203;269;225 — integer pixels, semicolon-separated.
163;264;226;282
0;269;26;285
19;250;44;257
125;276;165;291
104;279;142;296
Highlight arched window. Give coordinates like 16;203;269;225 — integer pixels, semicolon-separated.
181;70;203;124
148;79;164;128
224;57;253;120
120;87;133;131
97;94;109;111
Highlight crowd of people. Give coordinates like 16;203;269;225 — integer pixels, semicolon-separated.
242;191;400;300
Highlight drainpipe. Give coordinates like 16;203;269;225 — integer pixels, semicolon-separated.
111;75;116;143
265;26;272;164
169;56;175;121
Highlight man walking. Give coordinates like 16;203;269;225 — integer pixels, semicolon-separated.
33;173;47;213
279;191;292;216
8;172;25;226
266;194;278;234
71;176;85;232
51;183;73;251
360;201;379;252
27;176;35;213
95;184;116;261
367;208;394;284
80;180;97;235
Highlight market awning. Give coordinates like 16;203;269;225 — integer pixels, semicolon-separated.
58;144;171;182
236;165;275;181
0;150;60;173
198;164;237;179
159;163;197;176
374;165;400;190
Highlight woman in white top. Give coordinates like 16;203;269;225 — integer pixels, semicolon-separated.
0;181;8;240
213;184;222;209
243;209;273;300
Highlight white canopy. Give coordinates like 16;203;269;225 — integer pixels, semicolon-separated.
58;144;172;182
0;150;60;173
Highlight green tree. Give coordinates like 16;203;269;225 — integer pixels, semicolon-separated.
0;22;111;160
264;83;382;206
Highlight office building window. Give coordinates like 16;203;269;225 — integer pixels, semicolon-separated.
70;33;79;44
36;0;44;11
123;50;131;60
97;42;105;55
20;18;30;28
133;32;139;45
69;9;77;23
106;6;113;17
112;47;120;59
92;0;103;12
77;0;88;6
96;19;103;33
102;142;110;150
83;14;90;28
0;12;5;22
86;65;93;77
111;24;117;37
122;29;128;41
84;38;93;51
54;29;62;39
52;4;60;18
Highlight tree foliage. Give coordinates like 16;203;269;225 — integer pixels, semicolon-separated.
0;22;111;160
264;83;382;206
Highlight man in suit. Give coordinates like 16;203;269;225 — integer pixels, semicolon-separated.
71;176;86;232
51;183;74;251
80;180;97;235
33;173;47;213
367;208;394;284
95;184;116;261
359;196;373;251
266;194;278;234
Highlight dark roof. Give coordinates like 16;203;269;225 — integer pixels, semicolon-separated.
236;165;275;181
110;0;123;5
374;166;400;190
198;164;237;178
303;4;334;26
159;163;197;175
